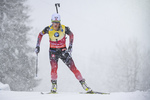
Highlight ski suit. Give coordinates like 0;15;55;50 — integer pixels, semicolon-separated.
36;24;83;81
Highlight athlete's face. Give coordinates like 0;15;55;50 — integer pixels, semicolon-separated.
52;22;60;30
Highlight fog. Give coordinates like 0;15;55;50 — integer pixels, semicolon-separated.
27;0;150;92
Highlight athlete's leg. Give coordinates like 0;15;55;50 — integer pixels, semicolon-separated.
60;51;83;81
60;51;92;92
49;50;59;81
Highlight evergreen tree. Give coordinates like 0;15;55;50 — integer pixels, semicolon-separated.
0;0;38;91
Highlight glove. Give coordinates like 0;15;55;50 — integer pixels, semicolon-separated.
67;45;72;54
35;46;40;54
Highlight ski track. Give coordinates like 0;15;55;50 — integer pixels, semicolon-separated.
0;91;150;100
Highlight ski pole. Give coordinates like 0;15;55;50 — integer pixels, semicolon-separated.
35;53;38;77
55;3;60;13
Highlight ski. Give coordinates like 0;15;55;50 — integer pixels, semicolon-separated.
41;92;57;94
41;91;110;94
80;91;110;94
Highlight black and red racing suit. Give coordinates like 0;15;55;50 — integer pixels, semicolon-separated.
36;25;83;81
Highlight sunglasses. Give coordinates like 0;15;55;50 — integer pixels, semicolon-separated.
52;21;60;23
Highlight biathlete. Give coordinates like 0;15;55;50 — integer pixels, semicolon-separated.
35;13;93;93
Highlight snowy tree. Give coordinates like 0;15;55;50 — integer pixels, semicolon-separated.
0;0;38;91
111;39;150;92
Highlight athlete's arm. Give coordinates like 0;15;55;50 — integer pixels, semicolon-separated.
36;26;49;47
65;27;73;47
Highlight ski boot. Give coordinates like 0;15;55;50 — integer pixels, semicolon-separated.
79;79;93;93
51;80;57;93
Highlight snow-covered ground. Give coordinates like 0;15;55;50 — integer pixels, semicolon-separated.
0;91;150;100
